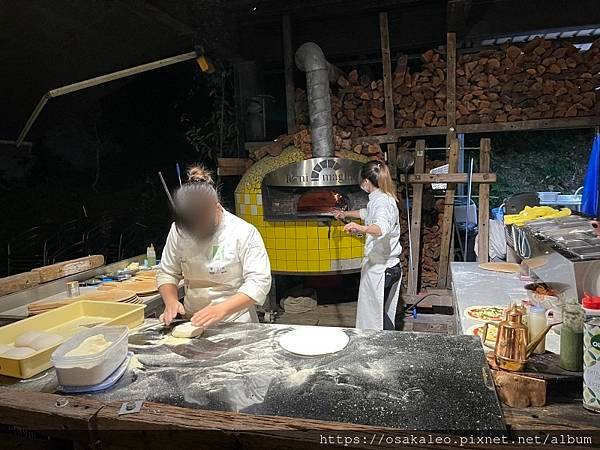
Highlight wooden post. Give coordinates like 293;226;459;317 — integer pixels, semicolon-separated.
437;140;460;288
379;12;397;179
282;14;296;134
446;32;457;140
478;138;491;262
408;140;426;296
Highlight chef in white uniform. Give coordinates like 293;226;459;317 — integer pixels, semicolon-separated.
157;165;271;327
334;161;402;330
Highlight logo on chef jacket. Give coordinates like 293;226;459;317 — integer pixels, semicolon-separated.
208;245;227;275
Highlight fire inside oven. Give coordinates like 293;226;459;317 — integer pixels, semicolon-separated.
297;190;348;214
262;185;365;221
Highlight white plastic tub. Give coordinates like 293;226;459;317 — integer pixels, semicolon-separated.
51;326;128;387
538;191;560;202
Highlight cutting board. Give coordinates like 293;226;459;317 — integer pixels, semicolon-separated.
479;262;520;273
0;271;41;297
32;255;105;283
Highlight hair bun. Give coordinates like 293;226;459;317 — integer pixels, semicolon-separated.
187;165;213;185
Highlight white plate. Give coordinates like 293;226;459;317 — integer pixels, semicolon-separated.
278;326;349;356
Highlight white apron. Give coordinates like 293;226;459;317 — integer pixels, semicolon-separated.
356;260;401;330
180;237;258;324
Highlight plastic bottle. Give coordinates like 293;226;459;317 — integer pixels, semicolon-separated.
528;305;547;354
147;244;157;267
559;298;585;372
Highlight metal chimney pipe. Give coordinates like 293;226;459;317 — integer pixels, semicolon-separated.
295;42;334;158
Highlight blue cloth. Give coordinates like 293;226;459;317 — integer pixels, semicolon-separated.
581;135;600;217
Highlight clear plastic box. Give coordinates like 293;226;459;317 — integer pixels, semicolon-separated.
51;326;128;387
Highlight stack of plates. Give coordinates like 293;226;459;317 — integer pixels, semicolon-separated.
27;289;143;315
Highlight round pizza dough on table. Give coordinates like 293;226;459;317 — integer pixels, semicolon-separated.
278;326;349;356
171;322;204;338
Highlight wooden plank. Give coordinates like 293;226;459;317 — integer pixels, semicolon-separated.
0;271;40;297
400;173;496;184
31;255;105;283
379;12;397;180
446;32;457;131
282;14;296;134
0;388;101;440
408;140;425;296
217;157;249;176
505;401;600;431
437;140;460;288
478;138;491;262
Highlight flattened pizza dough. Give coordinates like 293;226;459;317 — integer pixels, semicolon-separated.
172;322;204;338
279;326;349;356
478;262;520;273
4;346;36;358
464;305;506;322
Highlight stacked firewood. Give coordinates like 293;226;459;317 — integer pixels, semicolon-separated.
399;211;443;288
249;125;383;162
394;50;448;128
457;37;600;124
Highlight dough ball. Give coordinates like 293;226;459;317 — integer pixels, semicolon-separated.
14;330;45;347
3;346;36;358
0;344;11;355
172;322;204;338
29;333;63;351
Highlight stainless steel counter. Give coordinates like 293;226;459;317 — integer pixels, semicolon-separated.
450;262;560;353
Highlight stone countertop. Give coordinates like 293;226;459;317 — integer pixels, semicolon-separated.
450;262;560;353
2;321;505;431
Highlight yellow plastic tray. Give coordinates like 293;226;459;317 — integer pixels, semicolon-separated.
0;301;145;379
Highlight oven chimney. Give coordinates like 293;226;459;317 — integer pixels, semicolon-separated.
295;42;334;158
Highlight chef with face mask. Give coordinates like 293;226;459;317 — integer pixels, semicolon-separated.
333;161;402;331
157;165;272;327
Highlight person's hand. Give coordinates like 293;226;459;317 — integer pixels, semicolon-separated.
343;222;364;235
191;303;228;328
160;301;185;326
331;208;346;220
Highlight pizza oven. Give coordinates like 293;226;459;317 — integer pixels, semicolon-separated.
262;157;368;222
235;42;368;274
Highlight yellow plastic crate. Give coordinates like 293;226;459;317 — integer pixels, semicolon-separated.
0;301;145;379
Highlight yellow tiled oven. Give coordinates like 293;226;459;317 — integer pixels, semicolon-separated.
235;147;368;274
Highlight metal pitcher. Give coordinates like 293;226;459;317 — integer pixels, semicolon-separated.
482;304;558;371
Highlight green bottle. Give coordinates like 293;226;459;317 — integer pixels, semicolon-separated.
560;299;585;372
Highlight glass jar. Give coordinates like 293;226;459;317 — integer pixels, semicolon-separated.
560;300;585;372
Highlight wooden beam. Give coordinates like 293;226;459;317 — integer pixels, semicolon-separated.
379;12;397;179
437;140;460;288
446;32;457;137
477;138;491;263
352;116;600;145
400;173;495;184
408;140;426;296
282;14;296;134
217;158;249;176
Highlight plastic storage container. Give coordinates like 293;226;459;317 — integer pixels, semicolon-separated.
51;326;128;387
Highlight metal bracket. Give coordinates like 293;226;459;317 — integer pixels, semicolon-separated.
118;400;144;415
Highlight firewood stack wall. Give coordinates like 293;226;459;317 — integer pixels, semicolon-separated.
295;37;600;133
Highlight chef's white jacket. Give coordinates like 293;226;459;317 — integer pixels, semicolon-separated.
157;210;272;323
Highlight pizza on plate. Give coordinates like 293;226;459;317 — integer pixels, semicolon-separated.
467;323;499;345
464;305;506;322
